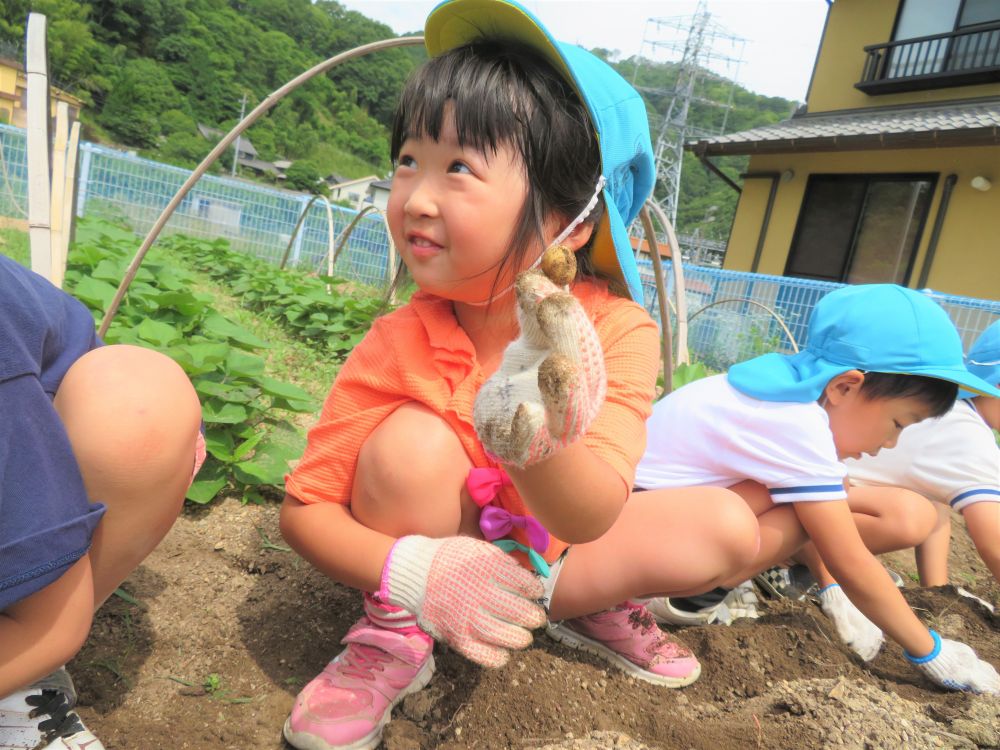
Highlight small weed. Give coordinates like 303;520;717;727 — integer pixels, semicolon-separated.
257;526;292;553
284;676;303;687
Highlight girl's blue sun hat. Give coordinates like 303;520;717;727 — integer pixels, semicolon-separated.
728;284;1000;403
423;0;655;304
960;319;1000;399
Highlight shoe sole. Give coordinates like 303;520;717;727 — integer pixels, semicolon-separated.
282;655;436;750
545;623;701;688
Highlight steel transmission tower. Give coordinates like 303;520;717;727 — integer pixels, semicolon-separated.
634;1;745;231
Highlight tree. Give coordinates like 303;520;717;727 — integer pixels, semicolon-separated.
284;160;326;195
101;58;181;147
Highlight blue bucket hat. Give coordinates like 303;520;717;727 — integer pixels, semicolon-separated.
424;0;655;304
959;319;1000;399
728;284;1000;403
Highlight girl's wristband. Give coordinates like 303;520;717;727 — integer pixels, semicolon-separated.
903;629;942;664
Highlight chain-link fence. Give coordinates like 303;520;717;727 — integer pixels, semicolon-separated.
2;121;998;368
638;259;1000;371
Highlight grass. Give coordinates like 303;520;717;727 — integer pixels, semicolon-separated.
0;225;29;266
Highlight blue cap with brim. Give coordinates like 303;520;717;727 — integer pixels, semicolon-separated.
424;0;655;304
959;319;1000;400
728;284;1000;403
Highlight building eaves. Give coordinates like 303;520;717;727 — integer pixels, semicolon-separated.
688;98;1000;156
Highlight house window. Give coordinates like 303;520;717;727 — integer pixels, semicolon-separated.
889;0;1000;77
785;174;936;285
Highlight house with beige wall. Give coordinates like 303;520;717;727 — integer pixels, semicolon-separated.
0;56;83;129
689;0;999;300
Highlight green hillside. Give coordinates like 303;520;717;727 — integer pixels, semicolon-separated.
1;1;798;238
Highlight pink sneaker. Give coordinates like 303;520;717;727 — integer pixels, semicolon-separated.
283;616;435;750
547;602;701;687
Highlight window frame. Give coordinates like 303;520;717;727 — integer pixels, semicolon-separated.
784;172;939;286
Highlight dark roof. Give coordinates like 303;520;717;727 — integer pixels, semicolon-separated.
688;98;1000;156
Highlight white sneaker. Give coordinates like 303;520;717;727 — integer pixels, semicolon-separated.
0;669;104;750
645;581;759;626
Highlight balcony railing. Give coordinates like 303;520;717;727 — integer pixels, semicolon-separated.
856;21;1000;94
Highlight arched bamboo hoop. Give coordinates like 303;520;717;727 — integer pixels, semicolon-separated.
279;193;332;271
320;203;397;293
637;205;674;398
98;36;424;337
688;297;800;354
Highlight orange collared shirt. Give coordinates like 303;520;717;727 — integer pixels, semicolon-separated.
285;278;660;562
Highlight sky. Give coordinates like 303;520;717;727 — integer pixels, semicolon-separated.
338;1;830;103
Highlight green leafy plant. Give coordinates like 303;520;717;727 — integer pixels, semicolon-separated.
64;219;322;505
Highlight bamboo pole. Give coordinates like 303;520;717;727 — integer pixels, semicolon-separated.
61;119;81;272
25;12;52;280
49;101;68;287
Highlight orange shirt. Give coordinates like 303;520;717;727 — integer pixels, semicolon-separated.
285;278;660;562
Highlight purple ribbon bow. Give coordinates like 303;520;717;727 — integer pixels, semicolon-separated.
479;505;550;554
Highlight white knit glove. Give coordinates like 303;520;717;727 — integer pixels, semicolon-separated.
818;584;884;662
378;535;546;668
473;245;606;468
907;631;1000;694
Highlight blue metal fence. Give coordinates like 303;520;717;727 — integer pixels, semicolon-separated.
2;121;998;369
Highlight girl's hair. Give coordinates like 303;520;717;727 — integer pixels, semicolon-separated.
389;39;613;300
860;372;957;417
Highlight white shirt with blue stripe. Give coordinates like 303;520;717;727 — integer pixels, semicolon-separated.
847;400;1000;512
635;374;847;503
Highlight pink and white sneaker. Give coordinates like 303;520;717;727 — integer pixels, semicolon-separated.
547;601;701;687
283;614;435;750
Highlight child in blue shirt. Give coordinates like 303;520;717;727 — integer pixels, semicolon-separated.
636;284;1000;694
0;255;204;749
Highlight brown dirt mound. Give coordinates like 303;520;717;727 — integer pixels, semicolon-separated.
72;497;1000;749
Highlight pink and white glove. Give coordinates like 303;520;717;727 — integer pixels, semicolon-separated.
818;584;884;662
906;630;1000;694
378;535;546;668
473;245;606;468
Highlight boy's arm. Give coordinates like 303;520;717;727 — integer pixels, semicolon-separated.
794;499;935;656
963;502;1000;586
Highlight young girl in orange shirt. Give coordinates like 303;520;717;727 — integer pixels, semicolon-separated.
279;2;760;748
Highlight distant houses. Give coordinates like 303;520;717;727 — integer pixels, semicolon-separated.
197;123;287;180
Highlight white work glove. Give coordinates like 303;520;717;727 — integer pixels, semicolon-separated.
907;630;1000;694
378;535;546;668
818;584;884;662
473;245;606;468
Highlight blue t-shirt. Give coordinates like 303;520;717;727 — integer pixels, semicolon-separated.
0;254;105;611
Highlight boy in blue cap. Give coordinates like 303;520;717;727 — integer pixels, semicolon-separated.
848;319;1000;590
636;284;1000;694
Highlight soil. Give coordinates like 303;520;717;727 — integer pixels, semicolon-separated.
72;498;1000;750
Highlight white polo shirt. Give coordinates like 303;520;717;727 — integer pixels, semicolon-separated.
635;374;847;503
847;400;1000;512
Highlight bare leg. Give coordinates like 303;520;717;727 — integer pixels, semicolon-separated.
548;486;759;621
916;502;953;586
1;345;199;695
785;485;937;589
351;402;482;539
54;345;202;607
716;480;810;588
963;502;1000;587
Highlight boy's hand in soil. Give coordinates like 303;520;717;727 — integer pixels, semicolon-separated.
378;535;546;668
819;584;884;662
474;245;606;468
908;633;1000;694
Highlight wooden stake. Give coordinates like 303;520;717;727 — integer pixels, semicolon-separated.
25;12;52;280
50;101;68;287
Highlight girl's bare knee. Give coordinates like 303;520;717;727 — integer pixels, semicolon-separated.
895;490;937;547
353;403;470;536
56;345;201;491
